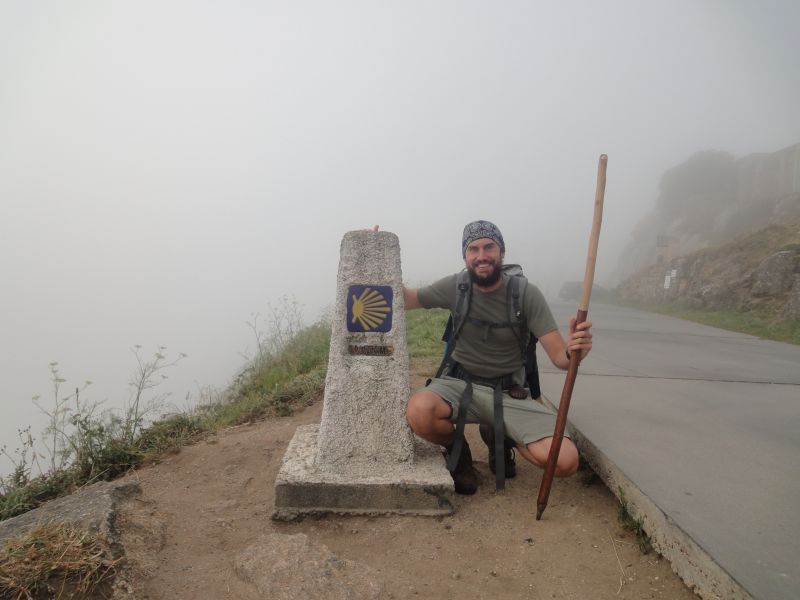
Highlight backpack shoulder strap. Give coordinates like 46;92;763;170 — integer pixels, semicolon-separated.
433;271;471;378
507;273;542;398
452;270;472;340
514;278;544;399
506;273;528;355
508;273;526;322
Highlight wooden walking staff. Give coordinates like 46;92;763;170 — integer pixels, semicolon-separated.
536;154;608;521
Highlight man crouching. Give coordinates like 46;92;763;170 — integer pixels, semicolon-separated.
403;220;592;494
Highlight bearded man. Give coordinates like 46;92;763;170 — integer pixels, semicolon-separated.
403;220;593;494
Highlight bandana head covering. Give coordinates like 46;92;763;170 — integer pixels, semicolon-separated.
461;220;505;257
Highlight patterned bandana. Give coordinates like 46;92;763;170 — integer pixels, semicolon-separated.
461;220;505;257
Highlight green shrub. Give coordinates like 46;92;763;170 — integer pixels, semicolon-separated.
0;470;73;522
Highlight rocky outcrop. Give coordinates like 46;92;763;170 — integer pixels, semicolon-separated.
752;251;800;296
616;142;800;284
0;480;145;599
0;480;141;553
616;221;800;319
784;275;800;320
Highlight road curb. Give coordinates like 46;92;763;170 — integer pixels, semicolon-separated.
539;393;753;600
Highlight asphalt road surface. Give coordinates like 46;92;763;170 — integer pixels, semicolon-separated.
539;302;800;600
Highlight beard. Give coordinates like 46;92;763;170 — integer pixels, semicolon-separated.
468;258;503;287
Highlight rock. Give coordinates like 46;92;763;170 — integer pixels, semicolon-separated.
0;480;141;556
752;251;799;296
0;481;143;600
232;533;382;600
783;275;800;320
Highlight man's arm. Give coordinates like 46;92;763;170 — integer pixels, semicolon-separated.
403;274;454;311
403;287;423;310
539;319;593;370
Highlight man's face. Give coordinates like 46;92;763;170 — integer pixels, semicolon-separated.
465;238;503;287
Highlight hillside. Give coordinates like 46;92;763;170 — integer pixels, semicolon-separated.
617;217;800;327
616;142;800;284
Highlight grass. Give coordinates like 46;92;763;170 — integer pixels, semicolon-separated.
621;301;800;345
699;219;800;273
0;521;120;599
405;308;449;359
204;322;330;426
617;487;652;554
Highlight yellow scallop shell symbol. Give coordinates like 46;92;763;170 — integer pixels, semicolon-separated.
351;287;391;331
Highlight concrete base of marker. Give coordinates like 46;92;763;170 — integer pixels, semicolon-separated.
272;425;455;520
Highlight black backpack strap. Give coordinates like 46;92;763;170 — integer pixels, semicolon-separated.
441;314;454;343
492;382;505;490
446;374;473;472
434;315;455;378
527;337;541;399
510;274;523;320
507;274;528;357
463;316;516;342
452;270;472;340
512;277;542;399
435;272;472;378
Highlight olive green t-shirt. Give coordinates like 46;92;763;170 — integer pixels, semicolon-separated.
417;273;558;379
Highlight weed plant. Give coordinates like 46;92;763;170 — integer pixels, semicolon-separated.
617;487;652;554
0;348;200;523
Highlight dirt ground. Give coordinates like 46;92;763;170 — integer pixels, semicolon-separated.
117;359;698;599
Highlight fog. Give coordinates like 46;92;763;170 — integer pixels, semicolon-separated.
2;1;799;461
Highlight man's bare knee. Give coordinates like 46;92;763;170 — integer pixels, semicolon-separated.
406;390;453;444
521;437;579;477
407;391;446;429
554;440;579;477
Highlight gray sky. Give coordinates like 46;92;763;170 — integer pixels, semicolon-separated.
2;1;799;462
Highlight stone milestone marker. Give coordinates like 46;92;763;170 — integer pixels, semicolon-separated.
272;230;454;519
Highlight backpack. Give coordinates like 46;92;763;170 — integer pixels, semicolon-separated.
434;264;541;399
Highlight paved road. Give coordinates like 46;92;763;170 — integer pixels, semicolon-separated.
538;302;800;600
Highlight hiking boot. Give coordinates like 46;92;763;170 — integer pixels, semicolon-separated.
479;424;517;479
445;439;478;495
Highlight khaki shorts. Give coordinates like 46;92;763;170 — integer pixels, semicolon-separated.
424;376;564;446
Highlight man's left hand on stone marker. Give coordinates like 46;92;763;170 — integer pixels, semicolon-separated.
567;318;593;358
